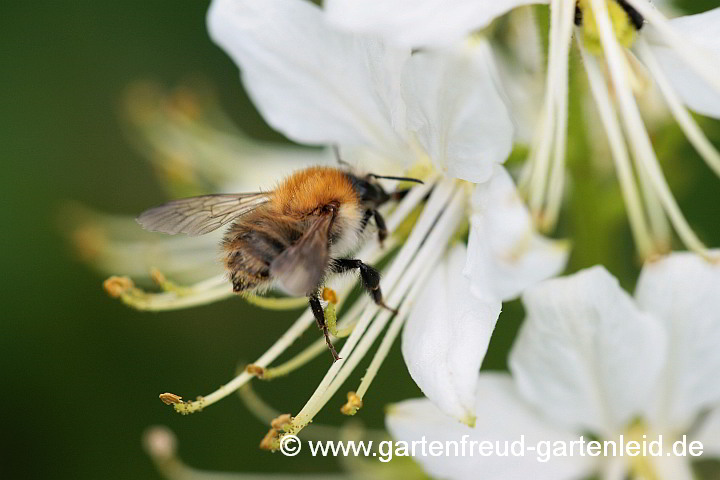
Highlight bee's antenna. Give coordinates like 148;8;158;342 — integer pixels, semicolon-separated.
332;145;352;168
368;174;424;184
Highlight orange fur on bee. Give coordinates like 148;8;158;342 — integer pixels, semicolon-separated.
270;166;359;215
222;167;367;295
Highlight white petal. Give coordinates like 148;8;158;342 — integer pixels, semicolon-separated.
510;267;667;437
222;145;335;192
402;45;514;183
326;0;548;48
694;406;720;457
207;0;408;153
634;251;720;432
465;166;569;301
646;8;720;118
386;373;596;480
402;244;501;424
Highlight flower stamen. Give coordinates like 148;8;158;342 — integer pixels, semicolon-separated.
249;299;370;381
635;38;720;178
162;180;434;414
580;39;656;257
109;274;233;312
522;0;575;232
280;182;467;441
590;0;712;258
283;180;458;429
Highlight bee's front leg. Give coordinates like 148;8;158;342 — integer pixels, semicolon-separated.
360;209;387;247
330;259;397;314
308;293;341;362
372;210;388;246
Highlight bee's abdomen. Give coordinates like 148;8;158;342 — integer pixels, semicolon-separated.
223;218;301;293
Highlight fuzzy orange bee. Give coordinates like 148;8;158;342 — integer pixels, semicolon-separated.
137;166;422;361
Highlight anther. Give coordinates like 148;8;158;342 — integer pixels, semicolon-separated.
271;413;293;431
103;276;134;298
159;392;184;405
258;428;278;450
245;364;266;378
150;268;166;286
259;414;293;450
322;287;337;304
340;391;363;416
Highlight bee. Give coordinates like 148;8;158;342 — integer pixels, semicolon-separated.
137;166;422;361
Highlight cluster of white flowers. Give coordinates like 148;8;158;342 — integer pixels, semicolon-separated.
73;0;720;479
328;0;720;259
389;253;720;479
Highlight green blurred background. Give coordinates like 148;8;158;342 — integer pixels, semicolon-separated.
2;1;718;479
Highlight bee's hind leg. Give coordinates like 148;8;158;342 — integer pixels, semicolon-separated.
309;293;341;362
330;259;398;315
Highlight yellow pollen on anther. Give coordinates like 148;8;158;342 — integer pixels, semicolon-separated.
259;414;293;451
158;392;184;405
150;268;167;286
322;287;337;304
270;413;293;431
258;428;278;450
103;276;134;298
245;364;266;378
340;391;363;416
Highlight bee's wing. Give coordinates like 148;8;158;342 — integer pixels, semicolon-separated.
270;213;334;297
136;193;270;236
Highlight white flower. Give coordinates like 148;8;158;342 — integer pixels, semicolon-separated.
196;0;568;438
78;0;566;447
88;0;567;438
326;0;720;261
207;0;514;183
387;252;720;480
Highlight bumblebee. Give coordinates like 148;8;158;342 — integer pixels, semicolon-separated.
137;166;421;361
